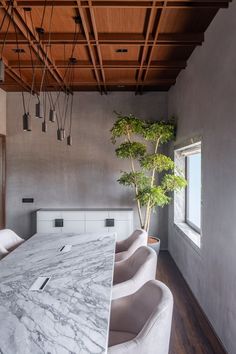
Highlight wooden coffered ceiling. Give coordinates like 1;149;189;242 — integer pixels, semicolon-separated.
0;0;231;94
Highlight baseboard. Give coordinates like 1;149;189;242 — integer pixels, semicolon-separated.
166;250;227;353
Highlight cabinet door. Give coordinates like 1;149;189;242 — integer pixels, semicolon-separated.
37;211;62;221
62;220;85;234
37;220;62;233
85;211;109;220
109;211;133;221
109;220;133;241
85;220;109;233
62;211;85;220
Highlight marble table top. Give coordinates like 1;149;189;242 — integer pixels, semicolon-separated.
0;232;116;354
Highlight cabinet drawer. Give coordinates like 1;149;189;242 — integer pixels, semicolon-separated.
37;220;62;233
109;220;132;241
109;211;133;221
85;211;109;221
85;220;109;233
37;211;62;221
62;220;85;233
62;211;85;221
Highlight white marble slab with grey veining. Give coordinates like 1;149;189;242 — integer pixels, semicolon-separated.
0;232;116;354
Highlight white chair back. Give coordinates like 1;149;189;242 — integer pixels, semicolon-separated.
0;229;24;251
112;246;157;300
109;280;173;354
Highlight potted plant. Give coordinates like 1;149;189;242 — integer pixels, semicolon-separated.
111;112;187;255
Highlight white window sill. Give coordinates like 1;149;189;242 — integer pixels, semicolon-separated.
174;222;201;251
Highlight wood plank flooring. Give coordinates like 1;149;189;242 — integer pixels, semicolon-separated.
156;251;227;354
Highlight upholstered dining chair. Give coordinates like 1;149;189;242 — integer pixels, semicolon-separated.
115;229;148;262
108;280;173;354
112;246;157;300
0;243;8;260
0;229;24;253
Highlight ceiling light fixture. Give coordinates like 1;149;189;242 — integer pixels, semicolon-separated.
12;48;25;53
115;49;128;53
36;100;43;118
0;60;4;82
23;112;32;131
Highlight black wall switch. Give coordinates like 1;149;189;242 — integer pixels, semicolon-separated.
55;219;64;227
22;198;34;203
106;218;115;227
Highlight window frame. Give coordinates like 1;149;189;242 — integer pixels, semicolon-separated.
185;151;201;234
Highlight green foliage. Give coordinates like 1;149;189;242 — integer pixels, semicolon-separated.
116;142;146;159
137;186;171;208
140;154;174;172
142;121;175;143
111;111;186;231
161;173;187;192
118;171;150;189
111;112;145;143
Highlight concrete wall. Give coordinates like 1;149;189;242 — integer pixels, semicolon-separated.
168;3;236;353
0;88;6;135
6;92;169;247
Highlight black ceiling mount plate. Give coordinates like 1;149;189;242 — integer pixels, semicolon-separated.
69;57;77;64
74;15;82;24
12;48;25;53
36;27;45;35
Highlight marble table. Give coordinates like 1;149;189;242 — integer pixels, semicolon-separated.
0;232;116;354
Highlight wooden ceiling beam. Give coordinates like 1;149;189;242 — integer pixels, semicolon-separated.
0;32;204;46
137;0;168;93
87;0;107;93
1;57;33;92
8;59;186;69
0;2;66;89
0;0;230;9
21;78;176;87
136;2;156;88
76;0;103;93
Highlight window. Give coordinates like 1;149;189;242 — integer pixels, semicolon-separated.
174;141;201;248
186;151;201;233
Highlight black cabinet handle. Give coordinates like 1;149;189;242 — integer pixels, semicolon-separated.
105;219;115;227
55;219;64;227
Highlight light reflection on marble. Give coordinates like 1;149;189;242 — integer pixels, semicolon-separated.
0;232;116;354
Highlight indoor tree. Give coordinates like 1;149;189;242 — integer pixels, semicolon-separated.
111;112;187;234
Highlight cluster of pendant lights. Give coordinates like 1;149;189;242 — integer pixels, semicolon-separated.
0;0;78;146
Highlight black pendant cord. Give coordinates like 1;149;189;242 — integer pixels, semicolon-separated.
68;93;74;136
43;89;47;123
39;0;54;95
40;0;47;29
0;1;10;33
0;2;12;60
29;9;41;104
23;9;36;112
12;9;27;114
65;66;75;132
62;92;70;130
52;19;79;110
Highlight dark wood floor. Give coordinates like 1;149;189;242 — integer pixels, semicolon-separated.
157;251;227;354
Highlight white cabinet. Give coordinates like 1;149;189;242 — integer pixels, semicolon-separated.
36;209;133;241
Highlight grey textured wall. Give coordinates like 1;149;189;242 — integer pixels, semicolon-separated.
0;88;6;135
168;3;236;353
6;92;169;247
